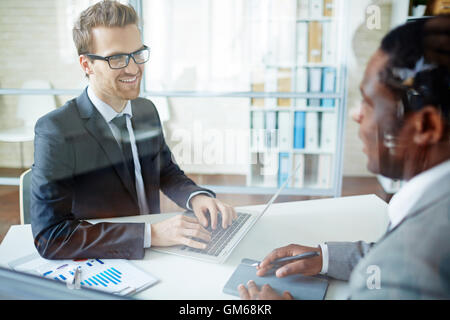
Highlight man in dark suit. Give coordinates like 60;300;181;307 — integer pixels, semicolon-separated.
31;0;236;260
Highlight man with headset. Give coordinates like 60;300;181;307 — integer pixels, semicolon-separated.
239;16;450;299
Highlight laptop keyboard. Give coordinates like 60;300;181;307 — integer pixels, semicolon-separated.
181;212;251;256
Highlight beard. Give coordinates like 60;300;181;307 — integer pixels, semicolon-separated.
114;75;142;101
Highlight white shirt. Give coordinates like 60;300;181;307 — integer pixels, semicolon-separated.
319;159;450;274
87;86;213;248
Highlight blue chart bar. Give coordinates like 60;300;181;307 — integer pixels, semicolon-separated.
87;262;93;267
110;267;122;276
59;274;66;281
43;271;53;277
105;270;121;282
96;259;104;264
101;272;118;284
98;274;109;284
93;275;107;287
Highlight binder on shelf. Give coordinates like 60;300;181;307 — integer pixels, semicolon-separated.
278;152;290;187
320;112;336;151
305;112;319;150
292;153;305;188
323;0;334;17
296;22;308;66
322;67;336;107
277;68;292;107
265;68;278;107
278;111;291;151
250;152;264;187
322;21;336;65
296;67;308;107
308;21;322;63
309;0;324;18
264;152;279;187
251;82;265;107
304;154;319;188
293;111;306;149
308;67;322;107
265;111;278;149
297;0;310;19
318;154;333;188
251;111;265;151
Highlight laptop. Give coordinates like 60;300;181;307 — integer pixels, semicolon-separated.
150;160;303;264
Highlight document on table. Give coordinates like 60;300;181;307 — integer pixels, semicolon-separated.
8;252;158;296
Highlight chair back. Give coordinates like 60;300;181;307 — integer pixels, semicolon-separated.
16;80;56;128
19;169;32;225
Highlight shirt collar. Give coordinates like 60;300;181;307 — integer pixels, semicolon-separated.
388;159;450;230
87;85;132;123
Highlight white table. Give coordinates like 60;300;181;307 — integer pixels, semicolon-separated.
0;194;389;300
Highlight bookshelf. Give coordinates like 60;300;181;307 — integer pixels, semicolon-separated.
247;0;348;197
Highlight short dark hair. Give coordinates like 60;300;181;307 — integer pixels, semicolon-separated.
379;17;450;126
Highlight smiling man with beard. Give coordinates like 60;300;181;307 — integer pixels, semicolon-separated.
30;0;236;260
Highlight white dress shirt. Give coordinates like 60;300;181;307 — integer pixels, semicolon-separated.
319;159;450;274
87;86;213;248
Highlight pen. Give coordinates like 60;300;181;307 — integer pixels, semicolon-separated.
251;251;320;268
67;266;82;289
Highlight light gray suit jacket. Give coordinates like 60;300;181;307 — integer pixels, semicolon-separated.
325;172;450;299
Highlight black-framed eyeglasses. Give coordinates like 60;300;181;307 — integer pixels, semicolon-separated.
86;45;150;69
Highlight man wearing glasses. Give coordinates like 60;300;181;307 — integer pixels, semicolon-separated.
31;0;236;260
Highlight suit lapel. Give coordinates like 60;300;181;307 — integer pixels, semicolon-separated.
76;89;138;205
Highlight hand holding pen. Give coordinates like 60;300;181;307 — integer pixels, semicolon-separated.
255;244;323;278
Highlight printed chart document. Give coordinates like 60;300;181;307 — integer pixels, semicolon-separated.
8;253;159;296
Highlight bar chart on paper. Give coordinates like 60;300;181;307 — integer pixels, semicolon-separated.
9;254;158;296
43;259;158;296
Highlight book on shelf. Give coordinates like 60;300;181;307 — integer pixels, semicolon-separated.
308;21;322;63
292;153;305;188
265;111;278;149
322;21;336;65
304;154;319;187
251;82;265;107
278;111;291;151
296;67;308;107
305;112;319;150
308;67;322;107
320;112;336;151
322;67;336;107
277;68;292;107
265;68;278;107
278;152;290;187
296;21;308;65
309;0;324;18
264;152;279;187
323;0;334;17
250;152;264;186
297;0;309;19
318;154;333;188
293;111;306;149
251;111;265;151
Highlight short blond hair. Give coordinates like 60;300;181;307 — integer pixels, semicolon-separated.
72;0;139;55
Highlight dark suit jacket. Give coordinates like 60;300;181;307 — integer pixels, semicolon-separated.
31;87;214;260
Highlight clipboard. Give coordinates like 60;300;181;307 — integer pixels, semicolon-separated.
223;258;329;300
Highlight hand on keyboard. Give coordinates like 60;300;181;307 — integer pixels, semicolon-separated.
189;195;237;229
183;212;251;256
150;214;211;249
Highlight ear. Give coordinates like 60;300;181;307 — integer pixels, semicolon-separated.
411;106;445;146
79;55;93;77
